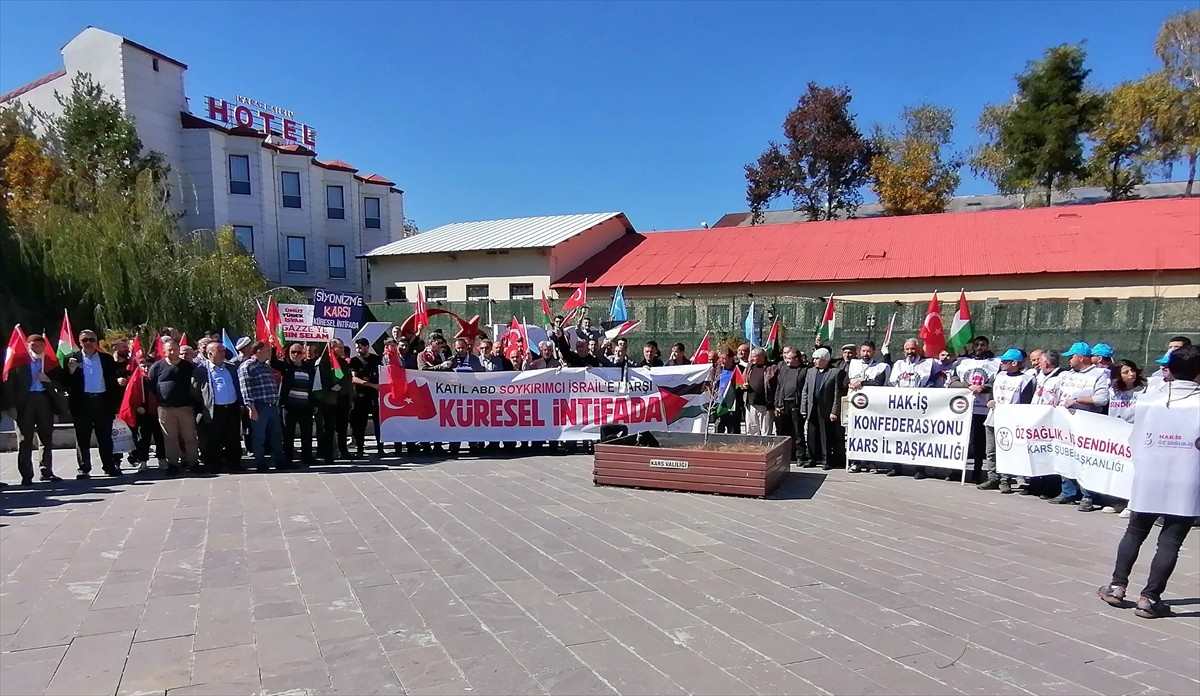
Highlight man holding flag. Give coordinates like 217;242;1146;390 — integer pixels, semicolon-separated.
712;348;745;434
5;333;62;485
62;329;122;479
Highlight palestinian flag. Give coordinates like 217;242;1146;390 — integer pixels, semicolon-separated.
766;317;782;362
816;296;835;343
57;309;77;364
947;291;975;355
691;332;711;364
540;291;553;324
328;345;345;380
714;365;745;417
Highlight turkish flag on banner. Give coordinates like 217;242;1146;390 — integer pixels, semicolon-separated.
382;380;437;419
919;293;947;358
562;280;587;311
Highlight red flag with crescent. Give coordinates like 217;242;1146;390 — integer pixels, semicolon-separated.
919;293;947;358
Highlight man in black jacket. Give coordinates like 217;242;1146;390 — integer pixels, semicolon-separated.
193;341;243;473
349;338;382;457
62;329;122;479
5;333;62;484
773;347;808;464
800;348;845;470
272;343;317;465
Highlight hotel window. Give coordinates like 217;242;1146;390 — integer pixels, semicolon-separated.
363;197;381;229
385;286;407;301
328;245;347;279
232;225;253;253
509;283;534;300
425;286;448;301
466;284;489;301
326;185;345;219
286;236;306;273
281;171;302;208
228;155;251;195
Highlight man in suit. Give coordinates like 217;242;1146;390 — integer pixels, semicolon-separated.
800;347;845;470
5;333;62;485
193;341;244;473
62;329;122;479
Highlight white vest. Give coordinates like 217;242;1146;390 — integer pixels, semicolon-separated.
848;359;890;387
955;357;1001;414
889;357;934;388
1056;366;1109;413
1129;381;1200;517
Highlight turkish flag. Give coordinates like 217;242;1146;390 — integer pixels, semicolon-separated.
562;281;587;311
131;335;145;362
383;346;408;401
381;379;437;419
501;316;525;359
919;293;947;358
414;288;429;333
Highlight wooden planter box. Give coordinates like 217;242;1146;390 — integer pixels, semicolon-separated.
594;432;793;498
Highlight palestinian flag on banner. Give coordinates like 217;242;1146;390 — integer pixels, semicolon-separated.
714;365;745;417
816;296;835;343
540;291;553;324
57;309;77;364
947;290;975;355
765;316;782;362
691;332;711;364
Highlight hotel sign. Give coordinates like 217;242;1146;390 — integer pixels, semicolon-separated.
204;95;317;147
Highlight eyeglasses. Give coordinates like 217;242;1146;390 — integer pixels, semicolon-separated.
80;337;97;343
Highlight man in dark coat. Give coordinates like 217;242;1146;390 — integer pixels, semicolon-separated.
773;347;809;464
800;347;845;470
5;333;63;484
61;329;122;478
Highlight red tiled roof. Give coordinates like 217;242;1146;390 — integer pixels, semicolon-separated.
314;159;358;173
554;199;1200;289
264;141;316;157
0;69;67;104
356;173;395;186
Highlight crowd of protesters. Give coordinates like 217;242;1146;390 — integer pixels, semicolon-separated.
0;319;1191;499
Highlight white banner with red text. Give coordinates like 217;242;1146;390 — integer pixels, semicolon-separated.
994;404;1134;500
844;387;973;469
379;365;712;442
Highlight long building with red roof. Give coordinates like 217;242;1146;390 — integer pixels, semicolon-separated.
555;198;1200;302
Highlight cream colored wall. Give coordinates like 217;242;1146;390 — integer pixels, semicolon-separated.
549;217;631;280
614;271;1200;302
369;248;553;301
368;217;633;302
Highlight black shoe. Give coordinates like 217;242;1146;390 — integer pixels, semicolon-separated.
821;463;836;471
1018;487;1038;496
977;480;1000;491
1134;595;1171;619
884;468;900;477
40;474;64;482
76;472;91;480
1047;495;1078;505
914;470;927;480
871;468;888;474
1077;498;1096;512
999;481;1014;494
103;466;123;477
20;479;33;486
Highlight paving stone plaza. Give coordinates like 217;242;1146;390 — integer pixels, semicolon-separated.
1;450;1197;696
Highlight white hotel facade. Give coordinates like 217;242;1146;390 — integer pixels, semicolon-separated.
0;27;405;298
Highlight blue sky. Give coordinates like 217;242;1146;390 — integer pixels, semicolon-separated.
0;0;1189;232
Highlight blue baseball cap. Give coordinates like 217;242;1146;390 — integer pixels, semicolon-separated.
1062;342;1091;358
998;348;1025;362
1091;343;1115;358
1155;350;1172;365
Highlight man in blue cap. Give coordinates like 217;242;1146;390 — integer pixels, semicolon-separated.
978;348;1036;494
1091;343;1115;378
1049;342;1110;510
1147;336;1191;393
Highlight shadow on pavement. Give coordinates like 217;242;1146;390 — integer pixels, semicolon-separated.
768;471;827;501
